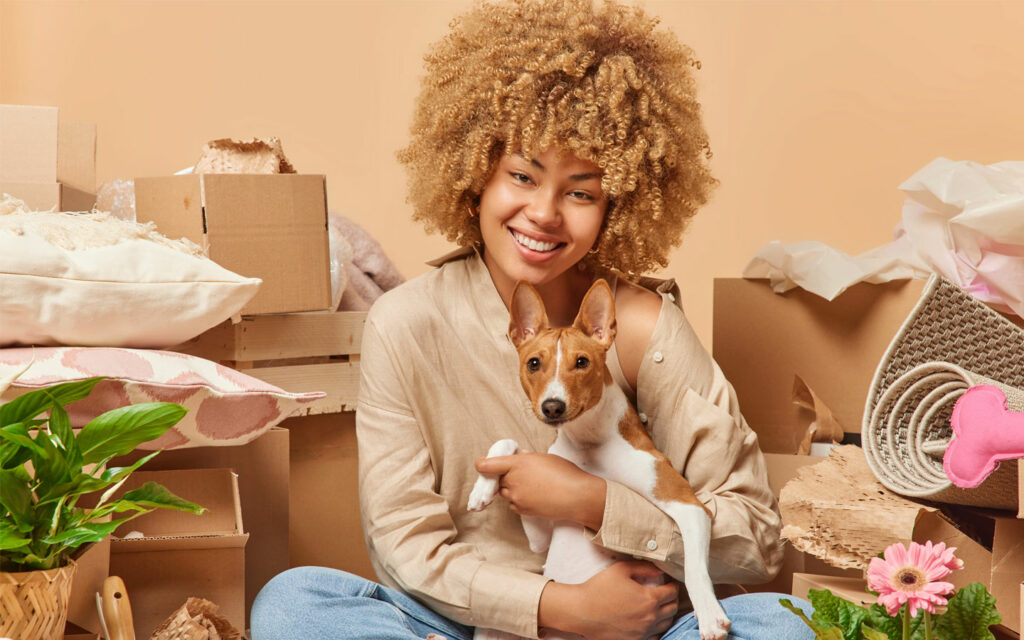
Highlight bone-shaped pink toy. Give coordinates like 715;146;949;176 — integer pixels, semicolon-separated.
944;385;1024;488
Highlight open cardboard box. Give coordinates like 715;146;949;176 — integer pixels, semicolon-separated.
112;426;289;628
712;278;927;454
0;104;96;211
108;467;248;638
134;173;331;315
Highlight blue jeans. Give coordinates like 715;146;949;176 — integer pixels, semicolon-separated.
251;567;816;640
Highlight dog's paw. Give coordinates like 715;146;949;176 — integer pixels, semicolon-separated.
467;476;499;511
696;605;731;640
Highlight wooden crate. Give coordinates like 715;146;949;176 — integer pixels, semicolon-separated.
170;311;366;414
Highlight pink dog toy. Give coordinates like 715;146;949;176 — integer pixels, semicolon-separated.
944;385;1024;488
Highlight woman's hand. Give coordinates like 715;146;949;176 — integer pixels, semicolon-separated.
539;561;679;640
474;452;606;529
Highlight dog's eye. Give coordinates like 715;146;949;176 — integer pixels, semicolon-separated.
527;357;541;372
575;356;590;369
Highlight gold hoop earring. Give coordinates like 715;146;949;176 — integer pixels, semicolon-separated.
467;204;478;218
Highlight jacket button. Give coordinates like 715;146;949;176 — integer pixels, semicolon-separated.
652;351;664;363
646;539;658;551
638;412;648;424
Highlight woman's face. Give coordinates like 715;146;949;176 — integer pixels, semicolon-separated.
478;148;607;292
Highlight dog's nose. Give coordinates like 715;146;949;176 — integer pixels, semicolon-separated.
542;399;566;420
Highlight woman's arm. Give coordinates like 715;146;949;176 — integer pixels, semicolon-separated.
357;315;550;638
589;279;783;584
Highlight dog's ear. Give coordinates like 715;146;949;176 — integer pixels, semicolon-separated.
509;281;549;347
574;279;616;348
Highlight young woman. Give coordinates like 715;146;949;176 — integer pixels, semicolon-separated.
251;1;813;638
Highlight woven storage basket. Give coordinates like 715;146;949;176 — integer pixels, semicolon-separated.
0;559;77;640
862;275;1024;509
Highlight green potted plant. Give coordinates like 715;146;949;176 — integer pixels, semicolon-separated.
0;372;204;640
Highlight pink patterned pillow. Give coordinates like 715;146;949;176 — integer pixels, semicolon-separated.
0;347;324;449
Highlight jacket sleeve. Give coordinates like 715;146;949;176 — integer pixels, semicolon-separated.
356;317;551;638
587;291;783;585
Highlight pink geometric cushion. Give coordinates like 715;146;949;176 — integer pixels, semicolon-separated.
0;347;324;450
944;385;1024;488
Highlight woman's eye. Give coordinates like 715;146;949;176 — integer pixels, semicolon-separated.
575;356;590;369
569;190;594;201
510;172;532;184
527;357;541;372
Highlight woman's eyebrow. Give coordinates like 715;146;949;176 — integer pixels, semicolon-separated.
515;153;601;181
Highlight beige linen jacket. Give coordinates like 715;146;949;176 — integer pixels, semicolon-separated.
356;249;782;639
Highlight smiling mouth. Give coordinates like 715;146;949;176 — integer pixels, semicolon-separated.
510;228;565;253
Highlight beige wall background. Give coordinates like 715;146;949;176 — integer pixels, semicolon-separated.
2;0;1023;346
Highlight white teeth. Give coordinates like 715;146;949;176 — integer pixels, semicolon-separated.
512;230;559;252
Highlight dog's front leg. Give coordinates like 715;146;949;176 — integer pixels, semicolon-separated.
467;439;520;512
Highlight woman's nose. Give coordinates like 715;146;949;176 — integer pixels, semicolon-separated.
523;189;561;227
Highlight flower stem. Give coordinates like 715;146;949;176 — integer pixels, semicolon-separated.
903;606;911;640
924;610;933;640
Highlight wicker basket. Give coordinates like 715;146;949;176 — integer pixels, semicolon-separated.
863;275;1024;508
0;559;77;640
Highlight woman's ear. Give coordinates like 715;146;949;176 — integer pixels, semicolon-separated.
573;279;616;348
509;281;549;347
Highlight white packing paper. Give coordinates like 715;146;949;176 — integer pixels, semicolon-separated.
744;157;1024;317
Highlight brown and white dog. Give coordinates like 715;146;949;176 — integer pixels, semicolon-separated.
468;279;730;640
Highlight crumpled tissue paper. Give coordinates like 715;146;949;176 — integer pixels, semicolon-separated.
744;157;1024;317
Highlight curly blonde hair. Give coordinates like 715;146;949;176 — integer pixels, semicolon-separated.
398;0;717;276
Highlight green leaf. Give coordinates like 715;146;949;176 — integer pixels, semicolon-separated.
46;401;82;475
0;378;103;427
865;604;927;640
861;627;891;640
32;431;71;495
36;451;160;505
807;588;869;640
77;403;187;464
0;468;34;529
121;481;205;515
780;598;846;639
0;422;47;456
39;519;124;546
0;519;30;551
933;583;1000;640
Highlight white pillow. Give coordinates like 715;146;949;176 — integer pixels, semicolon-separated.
0;195;260;348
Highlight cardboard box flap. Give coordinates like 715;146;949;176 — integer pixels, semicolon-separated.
0;104;58;182
112;532;249;553
111;467;243;538
134;176;206;244
57;121;97;192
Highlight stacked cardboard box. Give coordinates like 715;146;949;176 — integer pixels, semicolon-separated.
713;277;1024;636
0;104;96;211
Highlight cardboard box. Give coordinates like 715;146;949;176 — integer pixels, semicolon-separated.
713;278;927;454
285;411;375;580
134;173;331;315
112;426;289;628
0;104;57;182
108;468;248;638
65;537;110;634
0;104;96;210
795;572;1020;640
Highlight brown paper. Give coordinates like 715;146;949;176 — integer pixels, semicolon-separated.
779;445;932;570
148;597;242;640
792;374;845;455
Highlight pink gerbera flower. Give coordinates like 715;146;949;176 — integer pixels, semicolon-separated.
867;541;958;617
